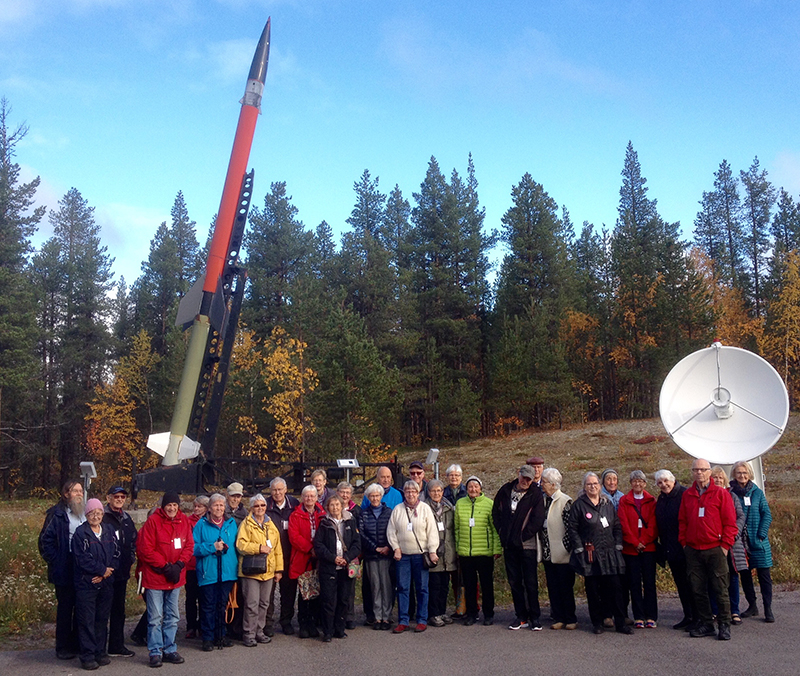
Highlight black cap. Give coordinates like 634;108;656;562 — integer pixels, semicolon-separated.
409;461;425;470
107;485;128;496
162;491;181;507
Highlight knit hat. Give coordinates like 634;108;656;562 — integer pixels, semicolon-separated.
601;468;618;484
629;470;647;483
85;498;104;515
162;491;181;507
465;475;482;489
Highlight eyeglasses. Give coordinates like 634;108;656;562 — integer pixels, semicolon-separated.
692;468;711;473
410;470;424;476
585;482;600;487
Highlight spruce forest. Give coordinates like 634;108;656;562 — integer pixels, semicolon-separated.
2;98;800;494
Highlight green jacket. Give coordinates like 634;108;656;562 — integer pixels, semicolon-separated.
454;494;501;557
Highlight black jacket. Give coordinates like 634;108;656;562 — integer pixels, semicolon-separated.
102;503;137;579
71;521;121;589
266;494;300;573
567;494;625;576
492;479;545;549
314;514;361;575
655;482;686;562
359;504;392;560
39;502;77;587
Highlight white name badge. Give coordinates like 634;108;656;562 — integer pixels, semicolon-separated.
173;538;182;549
744;497;751;506
407;522;413;531
600;516;609;528
282;520;289;530
266;539;272;548
469;518;475;527
437;522;445;532
115;530;120;540
637;519;643;529
698;507;705;518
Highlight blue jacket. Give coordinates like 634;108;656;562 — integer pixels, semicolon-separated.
732;481;773;569
359;503;393;560
39;502;78;587
193;515;239;586
361;485;403;511
71;521;120;588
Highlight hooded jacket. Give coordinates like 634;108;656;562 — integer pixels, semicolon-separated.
136;507;194;590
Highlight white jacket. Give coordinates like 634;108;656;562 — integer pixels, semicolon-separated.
387;501;440;555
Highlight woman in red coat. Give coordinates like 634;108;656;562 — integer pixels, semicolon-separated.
618;470;659;628
288;485;326;639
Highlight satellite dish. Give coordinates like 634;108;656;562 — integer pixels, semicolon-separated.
659;342;789;465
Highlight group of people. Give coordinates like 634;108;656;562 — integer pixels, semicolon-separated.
38;455;775;668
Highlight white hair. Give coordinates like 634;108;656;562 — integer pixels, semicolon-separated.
365;483;385;498
541;468;562;490
654;469;675;483
301;485;318;498
445;464;462;475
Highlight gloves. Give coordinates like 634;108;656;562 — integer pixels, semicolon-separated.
162;562;183;584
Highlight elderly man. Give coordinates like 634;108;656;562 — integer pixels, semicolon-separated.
493;465;545;630
136;492;193;667
39;480;86;660
225;482;247;526
103;486;138;657
679;458;738;641
408;461;429;497
266;477;300;635
526;457;545;488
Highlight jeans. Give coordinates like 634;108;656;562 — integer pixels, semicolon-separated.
395;554;429;625
145;588;180;656
199;581;234;642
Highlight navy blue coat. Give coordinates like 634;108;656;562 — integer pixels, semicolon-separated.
359;503;393;560
71;521;121;589
39;503;77;587
102;504;137;580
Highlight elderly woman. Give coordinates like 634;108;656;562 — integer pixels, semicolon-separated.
425;479;457;627
72;498;119;670
618;470;659;628
310;469;335;506
540;468;577;630
387;480;440;633
567;472;632;635
314;495;361;642
288;485;326;639
600;469;624;510
193;493;239;651
236;493;283;647
730;461;774;623
443;464;466;505
654;469;695;629
185;495;208;640
710;466;747;625
336;481;360;630
359;484;393;630
454;476;501;626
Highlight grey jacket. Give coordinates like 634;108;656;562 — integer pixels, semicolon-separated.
424;498;458;572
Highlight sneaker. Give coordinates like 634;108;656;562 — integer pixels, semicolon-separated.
718;623;731;641
373;622;382;631
414;623;427;632
508;619;529;630
690;623;717;638
429;616;445;627
109;647;135;657
634;619;644;629
202;641;214;652
393;624;408;634
550;622;564;630
381;621;391;631
162;652;185;664
149;655;163;668
81;661;100;671
564;623;578;630
242;637;257;647
256;634;271;644
645;620;657;629
530;622;542;631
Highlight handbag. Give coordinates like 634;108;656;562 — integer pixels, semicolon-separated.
298;569;320;600
347;559;363;579
406;506;435;569
241;552;267;576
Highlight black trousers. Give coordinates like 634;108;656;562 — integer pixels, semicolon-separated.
584;574;626;628
75;580;113;664
740;566;773;609
625;551;658;621
461;556;495;620
543;561;576;624
267;573;297;629
428;570;451;618
319;568;351;637
184;570;200;632
504;547;540;623
199;580;234;642
668;558;697;621
107;576;130;652
54;583;80;654
297;595;321;630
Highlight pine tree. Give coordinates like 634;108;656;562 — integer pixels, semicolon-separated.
740;157;776;318
169;191;201;293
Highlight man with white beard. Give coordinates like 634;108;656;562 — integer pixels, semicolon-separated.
39;480;86;660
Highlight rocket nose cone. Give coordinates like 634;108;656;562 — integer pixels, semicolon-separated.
248;18;271;84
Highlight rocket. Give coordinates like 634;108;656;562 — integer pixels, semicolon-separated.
150;19;271;466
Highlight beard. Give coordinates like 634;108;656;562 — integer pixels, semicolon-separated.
68;495;85;515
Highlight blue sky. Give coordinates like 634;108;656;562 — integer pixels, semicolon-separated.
3;0;799;286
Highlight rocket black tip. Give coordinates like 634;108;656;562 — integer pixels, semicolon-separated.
248;18;271;84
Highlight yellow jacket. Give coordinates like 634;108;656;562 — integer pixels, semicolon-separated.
235;513;283;580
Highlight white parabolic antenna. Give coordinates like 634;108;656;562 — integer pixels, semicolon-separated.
659;342;789;465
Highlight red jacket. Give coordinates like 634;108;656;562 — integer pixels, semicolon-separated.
619;490;659;555
136;507;194;590
287;503;325;580
678;481;737;551
186;513;201;572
